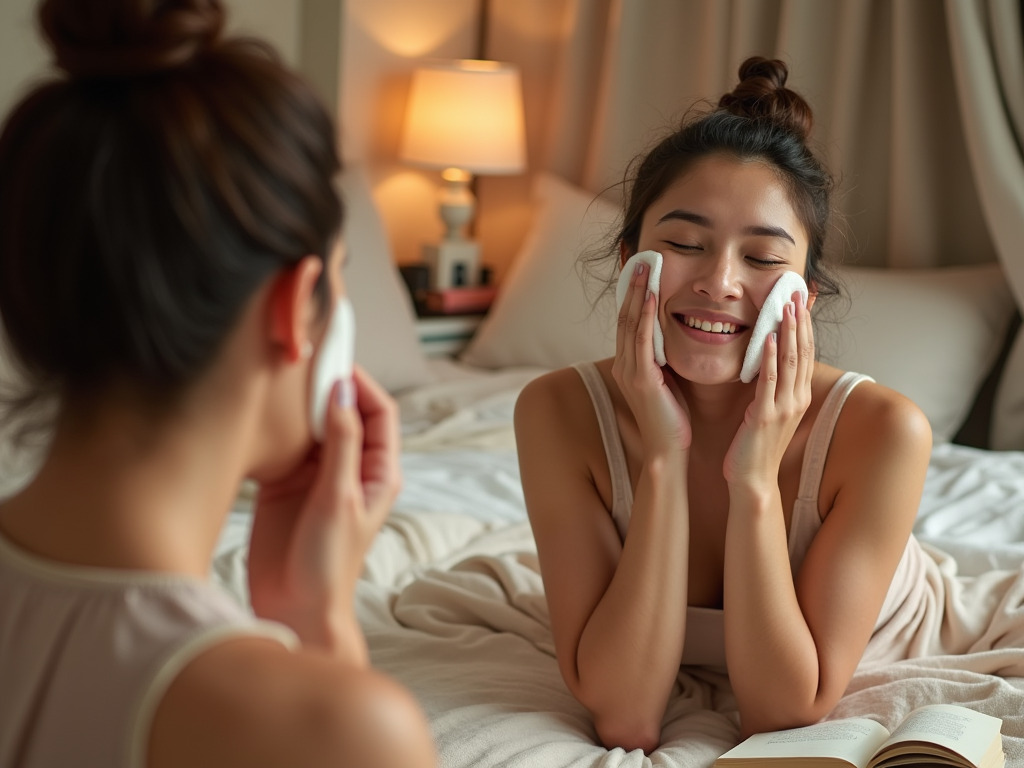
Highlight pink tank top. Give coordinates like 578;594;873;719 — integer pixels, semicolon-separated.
572;363;918;668
0;527;297;768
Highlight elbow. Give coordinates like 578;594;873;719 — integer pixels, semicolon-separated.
593;714;662;754
738;697;834;740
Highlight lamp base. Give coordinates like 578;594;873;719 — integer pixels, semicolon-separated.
423;239;480;290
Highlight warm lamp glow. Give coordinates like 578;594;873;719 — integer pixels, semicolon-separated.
400;60;526;174
400;59;526;290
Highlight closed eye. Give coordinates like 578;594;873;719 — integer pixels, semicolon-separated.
746;256;786;266
665;240;702;252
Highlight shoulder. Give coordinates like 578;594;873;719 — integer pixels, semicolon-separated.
515;362;603;436
839;376;933;456
148;636;435;768
819;371;932;521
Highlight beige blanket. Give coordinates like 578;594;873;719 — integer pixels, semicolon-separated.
358;516;1024;767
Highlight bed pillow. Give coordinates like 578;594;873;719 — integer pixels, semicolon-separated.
460;173;620;369
819;264;1015;444
463;174;1014;443
339;166;434;393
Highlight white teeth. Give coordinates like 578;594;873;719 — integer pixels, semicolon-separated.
684;316;737;334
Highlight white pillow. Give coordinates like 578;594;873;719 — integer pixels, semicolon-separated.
462;174;1015;444
460;173;620;369
818;264;1015;443
339;167;434;392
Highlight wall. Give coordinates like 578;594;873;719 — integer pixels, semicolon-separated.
338;0;482;274
0;0;303;120
0;0;526;281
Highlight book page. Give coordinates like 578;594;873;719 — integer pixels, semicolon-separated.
716;719;890;767
870;704;1002;768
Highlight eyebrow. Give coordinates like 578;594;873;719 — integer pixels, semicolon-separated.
656;209;796;246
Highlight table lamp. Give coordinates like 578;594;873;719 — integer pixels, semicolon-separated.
400;59;526;289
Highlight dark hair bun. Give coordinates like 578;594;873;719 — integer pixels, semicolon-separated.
717;56;813;140
40;0;224;79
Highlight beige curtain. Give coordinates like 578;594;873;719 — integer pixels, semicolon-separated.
946;0;1024;450
485;0;1024;444
491;0;997;269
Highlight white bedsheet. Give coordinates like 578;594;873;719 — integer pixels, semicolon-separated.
210;362;1024;767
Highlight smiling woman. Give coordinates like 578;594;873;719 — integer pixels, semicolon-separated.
514;56;939;752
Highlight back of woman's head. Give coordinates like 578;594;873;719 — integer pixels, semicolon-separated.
615;56;838;301
0;0;342;419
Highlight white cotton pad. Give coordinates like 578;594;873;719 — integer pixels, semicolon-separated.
739;271;808;383
615;250;666;366
309;297;356;441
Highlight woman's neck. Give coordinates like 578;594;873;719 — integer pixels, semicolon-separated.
0;383;259;578
674;372;755;447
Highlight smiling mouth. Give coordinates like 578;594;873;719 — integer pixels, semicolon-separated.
679;314;744;334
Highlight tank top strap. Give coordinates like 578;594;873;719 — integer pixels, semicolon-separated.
572;362;632;541
796;371;875;503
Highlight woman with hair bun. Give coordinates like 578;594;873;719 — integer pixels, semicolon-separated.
516;57;943;751
0;1;434;767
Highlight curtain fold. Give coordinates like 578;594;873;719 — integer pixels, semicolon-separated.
507;0;997;269
486;0;1024;445
946;0;1024;450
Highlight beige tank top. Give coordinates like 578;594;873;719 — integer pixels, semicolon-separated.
572;363;915;668
0;528;298;768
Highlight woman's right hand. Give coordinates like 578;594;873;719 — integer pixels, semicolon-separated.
247;365;401;664
611;261;691;454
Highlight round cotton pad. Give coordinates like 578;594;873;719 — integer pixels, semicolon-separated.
615;250;666;366
310;297;356;441
739;271;809;383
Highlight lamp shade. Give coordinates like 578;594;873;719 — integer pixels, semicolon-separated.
400;60;526;175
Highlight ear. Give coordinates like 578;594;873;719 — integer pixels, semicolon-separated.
267;256;324;362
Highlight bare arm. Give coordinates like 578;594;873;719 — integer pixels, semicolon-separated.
515;265;693;752
149;638;436;768
722;297;932;735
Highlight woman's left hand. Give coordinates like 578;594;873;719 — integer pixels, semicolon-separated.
723;291;814;492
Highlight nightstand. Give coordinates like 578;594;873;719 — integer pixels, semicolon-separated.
415;314;484;357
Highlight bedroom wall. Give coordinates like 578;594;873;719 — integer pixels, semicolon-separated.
337;0;483;274
0;0;304;119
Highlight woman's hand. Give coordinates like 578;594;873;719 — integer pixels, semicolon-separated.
611;260;691;455
724;291;813;492
247;365;401;664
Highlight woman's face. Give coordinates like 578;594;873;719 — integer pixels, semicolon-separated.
629;155;810;384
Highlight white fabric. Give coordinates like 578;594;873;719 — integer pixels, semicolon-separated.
818;264;1015;443
206;366;1024;768
740;271;808;383
0;528;297;768
615;250;665;366
338;165;434;393
460;172;619;369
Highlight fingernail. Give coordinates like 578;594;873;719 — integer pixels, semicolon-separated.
786;302;794;317
645;289;651;302
635;262;644;276
336;378;355;409
771;332;777;344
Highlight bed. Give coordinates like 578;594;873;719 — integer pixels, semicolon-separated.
4;166;1024;767
220;168;1024;767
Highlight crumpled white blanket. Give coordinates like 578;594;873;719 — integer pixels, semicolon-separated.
208;363;1024;767
356;514;1024;768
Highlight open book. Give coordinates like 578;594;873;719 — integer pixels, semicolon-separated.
715;704;1003;768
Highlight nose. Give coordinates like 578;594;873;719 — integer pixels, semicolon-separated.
691;252;742;302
